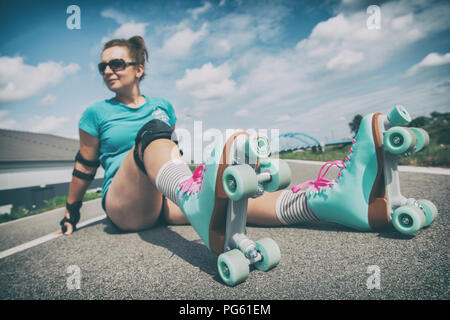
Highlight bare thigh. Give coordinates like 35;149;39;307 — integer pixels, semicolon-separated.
105;146;164;231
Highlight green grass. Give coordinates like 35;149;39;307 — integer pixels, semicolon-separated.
279;144;351;163
0;191;103;224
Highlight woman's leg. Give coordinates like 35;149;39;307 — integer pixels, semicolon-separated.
247;191;284;226
105;140;188;231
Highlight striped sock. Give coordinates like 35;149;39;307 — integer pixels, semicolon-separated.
155;159;193;205
275;190;319;225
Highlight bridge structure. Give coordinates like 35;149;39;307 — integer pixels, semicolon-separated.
273;132;353;154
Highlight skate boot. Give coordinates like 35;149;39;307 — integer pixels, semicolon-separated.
176;132;291;286
291;105;438;235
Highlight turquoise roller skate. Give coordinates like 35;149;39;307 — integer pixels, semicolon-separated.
291;105;438;235
177;132;291;286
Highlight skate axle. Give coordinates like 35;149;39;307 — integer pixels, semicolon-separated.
231;234;263;264
257;172;272;183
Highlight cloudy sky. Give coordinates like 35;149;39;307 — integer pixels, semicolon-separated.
0;0;449;146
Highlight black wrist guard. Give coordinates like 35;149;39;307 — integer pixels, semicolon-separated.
60;201;82;233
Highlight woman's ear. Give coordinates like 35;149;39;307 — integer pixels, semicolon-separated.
136;64;145;80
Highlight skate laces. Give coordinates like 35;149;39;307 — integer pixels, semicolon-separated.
178;156;211;199
291;139;356;193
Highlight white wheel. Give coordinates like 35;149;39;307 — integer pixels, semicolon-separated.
217;249;249;286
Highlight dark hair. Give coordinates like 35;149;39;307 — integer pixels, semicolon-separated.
103;35;149;81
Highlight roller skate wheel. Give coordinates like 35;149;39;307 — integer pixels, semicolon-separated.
388;105;411;126
417;199;438;227
392;205;425;234
409;128;430;153
222;164;258;201
258;159;292;192
384;127;416;155
217;249;249;286
254;238;281;272
246;134;271;160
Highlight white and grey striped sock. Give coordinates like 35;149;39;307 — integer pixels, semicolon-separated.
155;159;193;205
275;190;319;225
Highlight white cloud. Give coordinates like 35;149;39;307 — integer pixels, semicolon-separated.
275;114;291;122
112;22;148;39
30;115;70;133
327;50;364;71
160;23;207;59
391;13;414;31
187;2;212;20
99;8;149;53
234;109;249;117
0;111;69;134
39;94;56;106
101;22;148;44
0;56;79;104
407;52;450;75
0;110;17;129
176;62;236;102
100;8;128;24
202;8;288;58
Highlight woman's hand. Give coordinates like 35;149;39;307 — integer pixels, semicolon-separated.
56;201;82;235
55;209;75;235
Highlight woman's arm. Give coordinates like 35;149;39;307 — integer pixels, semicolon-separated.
58;129;100;235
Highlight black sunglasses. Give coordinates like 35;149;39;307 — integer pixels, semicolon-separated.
98;59;137;74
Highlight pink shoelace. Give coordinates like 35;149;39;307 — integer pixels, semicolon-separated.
178;164;206;200
291;139;356;193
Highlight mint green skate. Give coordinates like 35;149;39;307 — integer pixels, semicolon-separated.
292;105;438;235
177;132;291;286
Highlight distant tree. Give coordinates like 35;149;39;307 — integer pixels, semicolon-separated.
408;116;431;128
430;112;450;124
348;114;363;137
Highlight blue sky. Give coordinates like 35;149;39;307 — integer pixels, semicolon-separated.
0;0;449;145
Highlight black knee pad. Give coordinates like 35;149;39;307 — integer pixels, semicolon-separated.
134;119;175;175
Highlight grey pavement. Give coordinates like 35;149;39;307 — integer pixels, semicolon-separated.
0;161;448;300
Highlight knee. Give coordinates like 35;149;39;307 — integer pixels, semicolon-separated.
135;119;175;157
133;119;177;174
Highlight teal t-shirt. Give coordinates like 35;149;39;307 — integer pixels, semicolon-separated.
78;95;177;203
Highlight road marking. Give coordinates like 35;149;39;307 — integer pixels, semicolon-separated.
0;214;106;260
285;159;450;175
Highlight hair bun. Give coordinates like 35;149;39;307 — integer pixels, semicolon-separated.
128;36;148;62
128;35;144;47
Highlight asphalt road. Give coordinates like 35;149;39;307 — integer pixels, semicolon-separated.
0;160;448;300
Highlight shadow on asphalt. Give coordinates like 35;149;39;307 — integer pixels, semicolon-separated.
137;225;229;284
93;217;224;283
